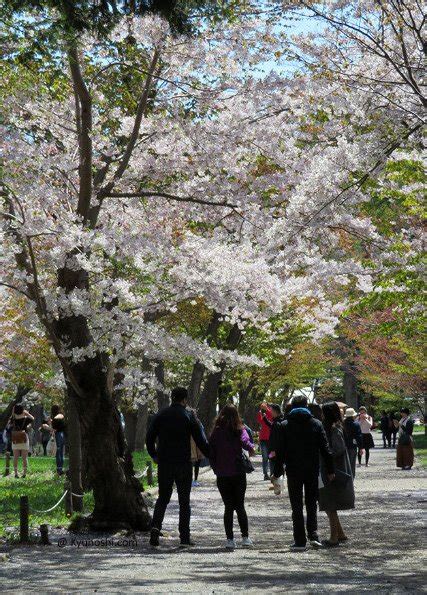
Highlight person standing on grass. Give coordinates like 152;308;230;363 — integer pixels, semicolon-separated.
209;403;255;550
356;406;374;467
10;404;34;478
395;408;415;470
272;395;334;551
50;404;66;475
343;408;364;478
319;402;355;547
146;387;209;548
256;401;273;480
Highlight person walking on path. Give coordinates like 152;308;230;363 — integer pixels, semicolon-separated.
190;409;207;487
380;411;392;448
256;401;273;480
343;408;364;478
50;405;66;475
395;408;415;470
146;387;209;548
319;402;355;547
357;406;374;467
209;403;255;550
10;404;34;478
272;395;334;551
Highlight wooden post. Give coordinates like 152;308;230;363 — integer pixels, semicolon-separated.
4;451;10;476
64;481;73;516
147;460;153;486
19;495;29;543
39;524;51;545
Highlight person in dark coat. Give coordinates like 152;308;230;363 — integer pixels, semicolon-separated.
343;408;364;478
390;412;399;447
380;410;392;448
271;395;334;551
146;387;209;548
319;402;355;547
395;408;415;470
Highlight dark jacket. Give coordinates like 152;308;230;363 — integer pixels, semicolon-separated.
343;418;363;450
209;426;254;477
146;403;209;464
319;425;355;512
271;408;334;477
380;415;391;433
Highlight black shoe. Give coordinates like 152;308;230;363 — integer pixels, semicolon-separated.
308;533;322;548
289;543;307;552
150;528;160;547
263;475;270;481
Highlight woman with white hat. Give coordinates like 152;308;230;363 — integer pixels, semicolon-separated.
356;406;375;467
343;408;364;477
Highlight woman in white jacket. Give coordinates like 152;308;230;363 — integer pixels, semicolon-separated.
356;407;375;467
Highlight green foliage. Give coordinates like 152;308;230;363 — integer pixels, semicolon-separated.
0;451;156;537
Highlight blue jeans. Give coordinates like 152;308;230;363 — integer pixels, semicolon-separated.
260;440;271;478
55;431;65;473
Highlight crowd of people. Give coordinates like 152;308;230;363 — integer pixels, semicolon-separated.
2;404;66;477
146;388;417;551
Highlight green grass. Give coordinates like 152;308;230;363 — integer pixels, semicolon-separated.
0;451;156;537
413;432;427;468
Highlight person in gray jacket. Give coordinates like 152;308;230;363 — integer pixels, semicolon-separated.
319;402;355;547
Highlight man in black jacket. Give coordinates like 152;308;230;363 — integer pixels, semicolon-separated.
146;387;209;548
271;395;335;551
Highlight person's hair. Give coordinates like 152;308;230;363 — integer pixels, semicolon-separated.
284;402;292;415
359;406;367;412
400;407;410;415
171;387;188;403
382;410;387;415
14;404;24;415
322;401;342;435
213;403;243;436
51;404;62;418
271;404;282;415
308;402;323;421
291;395;308;409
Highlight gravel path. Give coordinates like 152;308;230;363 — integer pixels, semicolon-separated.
1;438;426;593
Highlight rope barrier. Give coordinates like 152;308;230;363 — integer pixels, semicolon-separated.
30;489;69;514
69;491;84;498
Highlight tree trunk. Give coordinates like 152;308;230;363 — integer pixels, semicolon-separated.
135;403;149;451
123;410;137;452
188;361;206;408
198;323;242;431
343;368;358;409
66;393;83;511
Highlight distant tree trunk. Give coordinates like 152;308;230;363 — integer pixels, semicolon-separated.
188;361;206;408
135;403;149;451
198;324;242;431
123;410;137;452
155;361;169;411
343;368;358;409
0;386;31;432
66;394;83;511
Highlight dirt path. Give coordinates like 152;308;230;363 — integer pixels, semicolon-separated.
1;437;426;593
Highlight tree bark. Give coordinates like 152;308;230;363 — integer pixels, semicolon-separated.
135;403;149;451
198;324;242;431
123;410;137;452
188;361;206;408
343;368;358;409
66;393;83;512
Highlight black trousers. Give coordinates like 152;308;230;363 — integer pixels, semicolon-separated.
152;462;192;542
382;432;391;447
216;474;249;539
287;472;318;546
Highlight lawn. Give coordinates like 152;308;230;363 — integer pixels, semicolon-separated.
0;451;156;538
413;431;427;468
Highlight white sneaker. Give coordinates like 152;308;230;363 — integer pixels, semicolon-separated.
241;537;253;547
225;539;236;550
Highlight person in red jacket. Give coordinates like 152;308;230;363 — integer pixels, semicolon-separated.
256;401;273;480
